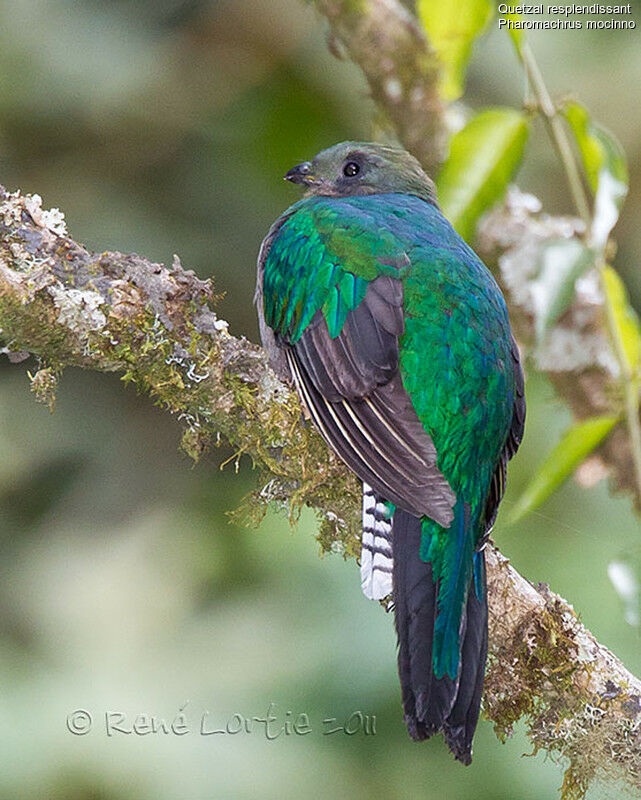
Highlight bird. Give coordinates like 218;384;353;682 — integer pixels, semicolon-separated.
255;141;525;764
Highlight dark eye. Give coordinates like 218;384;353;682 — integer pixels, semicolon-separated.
343;161;360;177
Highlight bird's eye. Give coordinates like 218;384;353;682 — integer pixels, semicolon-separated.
342;161;360;177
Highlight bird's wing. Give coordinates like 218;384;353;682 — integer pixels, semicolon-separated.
483;335;526;532
505;335;526;459
258;197;456;527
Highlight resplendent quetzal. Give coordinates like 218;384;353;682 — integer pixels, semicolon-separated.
256;142;525;763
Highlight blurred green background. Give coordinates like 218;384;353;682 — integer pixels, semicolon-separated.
0;1;640;798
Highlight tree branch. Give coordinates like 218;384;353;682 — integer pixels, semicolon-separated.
313;0;447;173
0;185;640;793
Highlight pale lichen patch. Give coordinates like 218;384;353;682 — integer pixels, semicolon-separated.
48;286;107;333
0;189;24;227
479;188;618;375
24;193;68;236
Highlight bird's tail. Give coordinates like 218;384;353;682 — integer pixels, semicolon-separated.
360;483;394;600
392;503;488;765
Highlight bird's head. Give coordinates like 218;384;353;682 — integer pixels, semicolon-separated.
284;141;437;204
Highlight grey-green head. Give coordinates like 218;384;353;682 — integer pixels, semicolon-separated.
284;141;437;204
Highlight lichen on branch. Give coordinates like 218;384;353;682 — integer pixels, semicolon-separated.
0;185;361;550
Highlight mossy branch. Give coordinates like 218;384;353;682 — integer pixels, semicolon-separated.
0;185;640;795
312;0;447;173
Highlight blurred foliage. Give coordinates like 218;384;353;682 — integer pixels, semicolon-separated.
602;263;641;378
508;414;620;524
0;0;640;798
417;0;493;100
530;238;593;340
563;100;629;198
436;106;529;241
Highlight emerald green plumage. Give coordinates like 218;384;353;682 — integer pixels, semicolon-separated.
263;198;407;341
258;141;524;763
263;193;514;679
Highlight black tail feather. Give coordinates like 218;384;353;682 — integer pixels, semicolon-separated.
392;509;488;764
392;507;435;739
443;553;488;764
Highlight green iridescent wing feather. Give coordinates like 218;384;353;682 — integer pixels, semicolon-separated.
263;198;409;342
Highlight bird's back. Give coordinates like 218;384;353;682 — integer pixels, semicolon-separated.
375;194;516;511
263;192;516;510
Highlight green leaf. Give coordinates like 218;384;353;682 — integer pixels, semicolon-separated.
417;0;493;101
436;108;529;241
602;264;641;376
563;101;627;192
508;414;620;524
531;239;594;342
563;101;628;249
